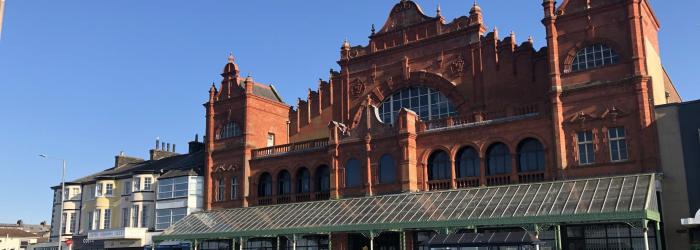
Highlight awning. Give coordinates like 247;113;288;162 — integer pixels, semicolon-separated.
423;232;543;247
155;174;659;241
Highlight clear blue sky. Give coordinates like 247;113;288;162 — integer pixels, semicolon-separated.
0;0;697;224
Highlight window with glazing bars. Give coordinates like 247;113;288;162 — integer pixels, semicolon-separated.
216;178;225;201
217;122;242;140
156;208;187;230
231;177;239;200
158;177;188;199
103;209;111;229
378;86;457;125
570;44;619;72
577;131;595;165
608;127;628;162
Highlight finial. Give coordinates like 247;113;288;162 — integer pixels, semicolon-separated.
470;0;482;14
528;36;534;44
342;38;350;50
510;31;516;39
436;3;442;17
371;24;376;35
227;53;234;64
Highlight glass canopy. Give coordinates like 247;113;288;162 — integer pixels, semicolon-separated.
156;174;658;241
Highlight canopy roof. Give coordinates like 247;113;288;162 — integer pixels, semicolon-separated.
156;174;659;241
424;232;542;247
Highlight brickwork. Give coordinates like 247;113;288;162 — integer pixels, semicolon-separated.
204;0;676;209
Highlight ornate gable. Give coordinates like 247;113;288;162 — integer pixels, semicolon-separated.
376;0;433;35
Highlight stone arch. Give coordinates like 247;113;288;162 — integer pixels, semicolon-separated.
352;71;468;125
419;145;453;166
562;38;625;73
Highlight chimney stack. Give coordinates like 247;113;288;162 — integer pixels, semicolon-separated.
188;134;205;153
115;152;144;168
150;138;180;160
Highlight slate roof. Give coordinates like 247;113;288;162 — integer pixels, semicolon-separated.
241;81;284;103
54;150;204;188
0;228;38;238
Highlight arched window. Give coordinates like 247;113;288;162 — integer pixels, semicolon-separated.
315;165;330;192
487;143;512;175
345;159;361;188
456;147;480;178
231;177;239;200
296;168;310;193
518;138;545;172
277;171;291;195
216;121;242;140
378;86;457;124
428;151;451;180
258;173;272;197
570;44;619;72
379;154;396;184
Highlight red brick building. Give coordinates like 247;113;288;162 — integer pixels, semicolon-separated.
157;0;682;249
204;0;678;209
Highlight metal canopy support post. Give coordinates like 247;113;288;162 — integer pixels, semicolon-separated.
643;220;650;250
554;225;562;250
399;231;406;250
655;221;663;250
239;237;244;250
231;238;236;250
369;231;375;250
328;233;332;250
533;224;540;250
193;240;199;250
291;235;296;250
276;236;281;250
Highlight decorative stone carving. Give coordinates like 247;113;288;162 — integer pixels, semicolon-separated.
350;79;366;98
450;56;465;77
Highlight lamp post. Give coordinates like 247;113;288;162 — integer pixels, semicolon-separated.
39;154;66;250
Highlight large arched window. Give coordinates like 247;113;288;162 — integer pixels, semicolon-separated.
428;151;451;180
258;173;272;197
518;138;545;172
296;168;311;193
378;86;457;124
487;143;512;175
456;147;480;178
570;44;619;72
315;165;331;192
345;159;361;188
379;154;396;184
277;171;291;195
216;121;242;140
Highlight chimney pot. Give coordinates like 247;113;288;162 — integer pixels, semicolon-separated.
156;138;160;150
172;144;176;152
166;143;171;152
162;142;165;151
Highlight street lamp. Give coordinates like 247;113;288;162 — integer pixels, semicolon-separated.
39;154;66;250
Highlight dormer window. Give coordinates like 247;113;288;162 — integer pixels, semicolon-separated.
216;122;242;140
570;44;619;72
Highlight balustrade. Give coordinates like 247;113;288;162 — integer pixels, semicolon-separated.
427;179;452;191
252;138;329;159
518;172;545;184
486;175;512;186
455;177;480;188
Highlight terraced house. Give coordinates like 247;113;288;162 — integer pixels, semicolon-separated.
47;139;204;250
160;0;680;249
